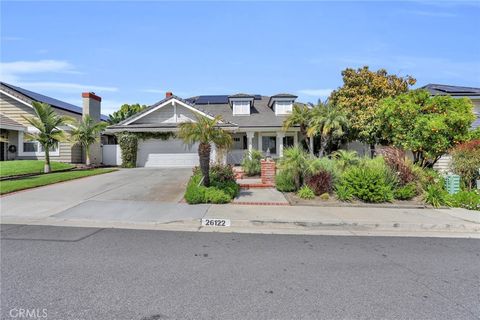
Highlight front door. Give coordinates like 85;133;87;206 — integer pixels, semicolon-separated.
0;142;5;161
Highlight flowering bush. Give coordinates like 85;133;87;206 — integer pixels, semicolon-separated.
450;140;480;189
379;146;416;186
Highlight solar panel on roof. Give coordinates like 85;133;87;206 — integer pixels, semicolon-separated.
195;95;229;104
2;82;109;121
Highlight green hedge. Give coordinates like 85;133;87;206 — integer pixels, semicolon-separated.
118;134;138;168
184;170;239;204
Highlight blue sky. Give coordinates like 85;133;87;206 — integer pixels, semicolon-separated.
1;1;479;115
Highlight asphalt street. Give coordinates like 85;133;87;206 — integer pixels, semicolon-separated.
1;224;479;320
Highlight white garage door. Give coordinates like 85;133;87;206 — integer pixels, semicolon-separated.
137;139;199;167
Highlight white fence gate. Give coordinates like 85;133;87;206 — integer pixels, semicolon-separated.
102;145;122;166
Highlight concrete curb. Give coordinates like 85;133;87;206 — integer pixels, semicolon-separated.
2;216;479;239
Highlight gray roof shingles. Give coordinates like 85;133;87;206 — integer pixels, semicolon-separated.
112;94;296;131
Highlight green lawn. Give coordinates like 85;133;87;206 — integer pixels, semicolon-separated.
0;160;75;177
0;168;117;195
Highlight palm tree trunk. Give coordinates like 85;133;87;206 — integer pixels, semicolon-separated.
198;142;211;187
44;147;51;173
319;136;328;157
85;145;91;166
370;143;376;158
294;174;301;191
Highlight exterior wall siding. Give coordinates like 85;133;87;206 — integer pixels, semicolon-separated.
132;104;198;124
0;93;83;163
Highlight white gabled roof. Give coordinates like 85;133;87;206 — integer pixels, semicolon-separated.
122;96;215;125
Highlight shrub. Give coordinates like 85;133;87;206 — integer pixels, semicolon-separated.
184;172;238;204
118;133;138;168
204;187;231;204
338;165;394;203
379;146;416;186
210;164;236;183
449;190;480;211
423;184;451;208
211;180;240;198
332;150;359;171
450;140;480;190
278;146;308;189
335;184;353;201
297;185;315;199
305;170;333;196
308;157;341;182
275;170;297;192
360;156;399;188
393;183;417;200
241;149;262;176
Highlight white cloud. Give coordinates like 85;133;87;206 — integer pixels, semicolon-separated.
1;60;76;76
297;89;333;97
0;59;119;96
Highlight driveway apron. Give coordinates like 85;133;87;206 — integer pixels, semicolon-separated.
0;168;209;223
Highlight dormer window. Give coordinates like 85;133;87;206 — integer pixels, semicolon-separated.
275;101;293;115
233;100;250;115
268;93;298;116
229;94;255;116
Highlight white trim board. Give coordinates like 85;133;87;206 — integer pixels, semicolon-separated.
0;90;34;109
124;98;215;125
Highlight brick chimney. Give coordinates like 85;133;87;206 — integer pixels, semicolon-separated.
82;92;101;122
81;92;102;165
166;91;173;98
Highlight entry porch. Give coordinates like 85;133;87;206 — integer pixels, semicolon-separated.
226;129;301;165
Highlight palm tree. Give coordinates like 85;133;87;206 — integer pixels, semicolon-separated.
70;115;108;166
23;102;72;173
278;146;308;190
332;150;359;170
283;104;313;154
308;102;348;157
178;114;232;187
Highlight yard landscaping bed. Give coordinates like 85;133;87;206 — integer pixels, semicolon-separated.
274;147;480;211
184;165;240;204
0;168;118;195
0;160;75;178
284;192;427;209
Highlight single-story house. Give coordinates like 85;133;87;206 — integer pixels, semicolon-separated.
106;92;302;167
0;82;107;163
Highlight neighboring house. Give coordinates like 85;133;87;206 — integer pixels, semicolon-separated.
0;82;107;163
421;84;480;172
345;84;480;160
422;84;480;128
106;92;301;167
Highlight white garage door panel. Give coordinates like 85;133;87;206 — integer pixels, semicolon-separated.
137;139;199;167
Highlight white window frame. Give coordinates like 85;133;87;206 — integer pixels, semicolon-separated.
18;131;60;156
274;100;293;115
232;100;251;115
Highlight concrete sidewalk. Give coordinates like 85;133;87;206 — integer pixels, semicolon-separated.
1;203;479;238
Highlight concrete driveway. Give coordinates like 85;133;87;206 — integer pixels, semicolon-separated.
0;168;209;223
